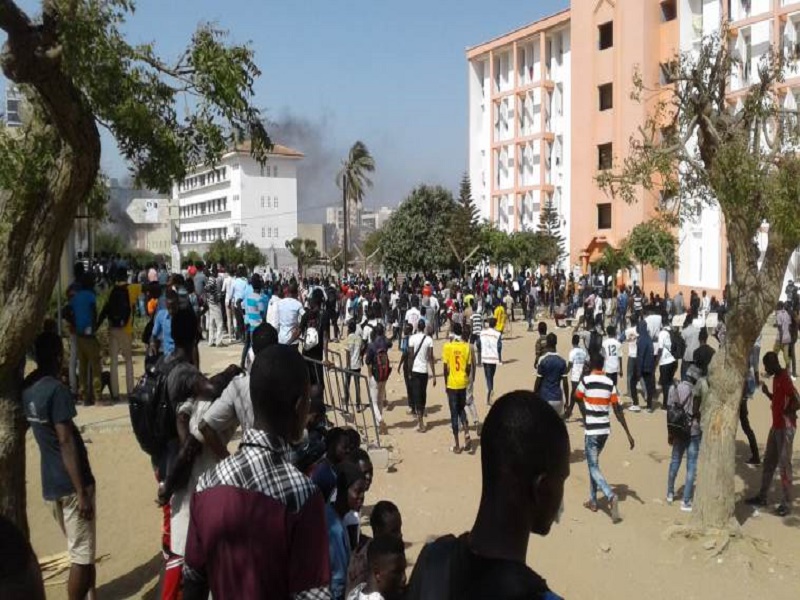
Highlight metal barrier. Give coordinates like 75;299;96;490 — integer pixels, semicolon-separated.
303;350;383;448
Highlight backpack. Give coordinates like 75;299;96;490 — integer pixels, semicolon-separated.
670;328;686;359
128;359;179;457
667;381;694;440
372;346;392;382
107;285;131;328
303;313;320;351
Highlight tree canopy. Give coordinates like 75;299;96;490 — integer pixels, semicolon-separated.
623;219;678;276
538;196;566;268
597;28;800;532
204;237;264;270
285;237;320;276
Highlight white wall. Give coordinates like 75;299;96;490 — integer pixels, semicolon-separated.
557;27;572;269
468;58;491;222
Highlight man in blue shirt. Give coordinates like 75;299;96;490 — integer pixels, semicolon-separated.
534;333;569;417
24;331;96;599
69;273;102;405
151;291;178;357
240;274;267;368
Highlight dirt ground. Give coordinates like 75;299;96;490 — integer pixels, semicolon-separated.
26;316;800;599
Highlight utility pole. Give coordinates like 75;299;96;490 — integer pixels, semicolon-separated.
342;173;348;279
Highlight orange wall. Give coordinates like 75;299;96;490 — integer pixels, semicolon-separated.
570;0;679;292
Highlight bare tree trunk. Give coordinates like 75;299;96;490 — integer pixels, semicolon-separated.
0;374;27;536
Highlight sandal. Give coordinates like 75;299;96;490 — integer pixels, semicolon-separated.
583;500;598;513
450;445;462;454
464;435;473;453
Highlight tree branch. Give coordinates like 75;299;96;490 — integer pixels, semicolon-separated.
0;0;31;36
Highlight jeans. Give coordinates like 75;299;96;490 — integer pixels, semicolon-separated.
659;362;678;408
667;434;701;504
240;329;252;369
626;356;636;398
409;372;429;416
631;368;656;408
344;368;362;408
368;376;386;424
109;327;134;398
446;388;468;437
483;363;497;393
739;397;759;461
586;434;614;502
759;427;795;505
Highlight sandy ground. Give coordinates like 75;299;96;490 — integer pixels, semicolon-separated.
26;315;800;599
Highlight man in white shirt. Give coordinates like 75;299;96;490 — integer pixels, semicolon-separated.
656;326;678;410
221;270;234;341
277;282;304;345
405;296;422;334
408;320;436;432
601;326;622;387
624;325;640;410
479;318;502;406
644;311;663;350
266;283;281;331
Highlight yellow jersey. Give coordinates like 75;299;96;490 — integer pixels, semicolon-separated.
494;304;506;332
442;339;471;390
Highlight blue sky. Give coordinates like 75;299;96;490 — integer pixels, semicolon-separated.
9;0;568;220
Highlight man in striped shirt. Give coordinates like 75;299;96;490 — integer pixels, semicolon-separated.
574;353;635;523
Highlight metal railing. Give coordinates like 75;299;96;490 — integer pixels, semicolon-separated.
303;350;383;448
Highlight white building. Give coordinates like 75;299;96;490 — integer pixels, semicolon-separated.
173;142;304;270
125;197;172;256
466;10;572;269
325;205;394;244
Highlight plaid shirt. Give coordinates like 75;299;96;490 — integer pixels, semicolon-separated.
184;429;331;600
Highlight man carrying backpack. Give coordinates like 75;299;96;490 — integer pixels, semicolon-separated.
99;269;135;402
365;322;391;436
666;366;703;512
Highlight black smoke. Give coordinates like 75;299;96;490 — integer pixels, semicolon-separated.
266;110;340;225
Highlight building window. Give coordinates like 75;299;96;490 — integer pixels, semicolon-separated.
660;0;677;22
262;226;266;238
274;226;278;237
599;83;613;111
266;166;271;177
274;197;278;209
598;22;613;50
232;164;240;171
233;195;240;202
273;166;278;177
598;143;613;170
261;196;265;209
597;203;612;230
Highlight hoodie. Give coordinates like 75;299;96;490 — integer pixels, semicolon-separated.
636;321;655;374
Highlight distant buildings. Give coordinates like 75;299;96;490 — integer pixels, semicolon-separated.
124;197;172;255
325;205;394;248
172;142;304;270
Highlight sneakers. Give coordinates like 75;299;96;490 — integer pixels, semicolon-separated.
745;495;767;507
628;405;642;412
680;501;693;512
775;504;790;517
666;493;674;505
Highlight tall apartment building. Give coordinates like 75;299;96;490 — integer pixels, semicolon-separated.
469;0;800;294
467;10;572;269
325;205;394;245
173;142;303;270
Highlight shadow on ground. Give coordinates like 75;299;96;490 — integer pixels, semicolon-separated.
96;552;161;600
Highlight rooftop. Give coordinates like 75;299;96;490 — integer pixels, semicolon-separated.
230;140;304;159
466;8;570;59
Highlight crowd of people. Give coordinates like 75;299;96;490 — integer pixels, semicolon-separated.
7;259;798;600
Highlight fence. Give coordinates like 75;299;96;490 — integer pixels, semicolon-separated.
303;350;384;448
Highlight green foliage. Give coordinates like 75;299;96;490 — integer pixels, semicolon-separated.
508;230;561;270
593;245;633;276
538;196;566;267
285;238;321;276
182;250;203;266
380;185;459;273
362;229;383;265
450;173;481;265
623;220;678;272
204;236;263;270
458;173;480;227
93;230;127;255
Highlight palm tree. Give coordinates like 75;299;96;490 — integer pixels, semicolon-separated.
336;141;376;273
285;238;320;277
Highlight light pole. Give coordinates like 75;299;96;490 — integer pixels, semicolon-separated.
342;173;348;279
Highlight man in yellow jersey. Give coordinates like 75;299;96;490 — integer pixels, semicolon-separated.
442;323;473;454
493;301;506;334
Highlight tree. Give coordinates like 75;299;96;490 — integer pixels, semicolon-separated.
539;196;566;269
508;230;561;272
450;173;481;269
182;250;203;267
597;29;800;533
622;219;678;293
592;245;633;281
478;222;515;268
380;185;459;273
336;141;376;270
285;237;320;277
204;237;263;271
93;230;126;256
0;1;269;532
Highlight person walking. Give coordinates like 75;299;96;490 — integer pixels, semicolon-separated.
70;272;103;405
240;273;267;369
442;323;473;454
574;353;635;523
774;302;792;373
534;333;569;416
657;324;678;410
567;334;589;420
746;352;798;516
666;366;703;511
408;320;436;432
479;317;502;406
204;273;224;347
631;321;657;412
365;323;391;435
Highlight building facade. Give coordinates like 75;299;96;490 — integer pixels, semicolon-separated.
125;197;173;255
173;143;303;270
467;10;572;270
325;205;394;246
469;0;800;295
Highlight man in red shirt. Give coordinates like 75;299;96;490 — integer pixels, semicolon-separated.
746;352;797;517
183;345;331;599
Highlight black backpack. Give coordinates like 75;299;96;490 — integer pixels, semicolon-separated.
667;381;693;440
128;358;179;457
106;285;131;328
670;328;686;359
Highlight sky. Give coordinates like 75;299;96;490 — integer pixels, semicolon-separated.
8;0;568;222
